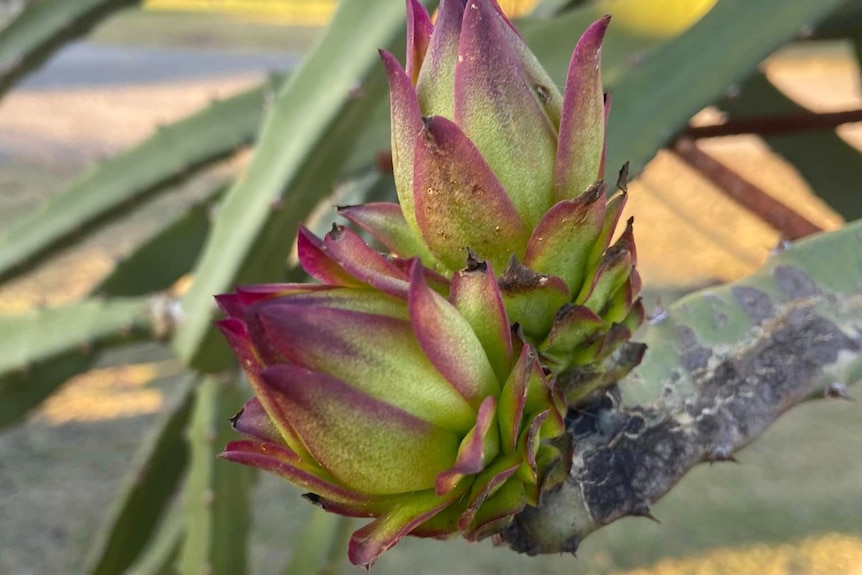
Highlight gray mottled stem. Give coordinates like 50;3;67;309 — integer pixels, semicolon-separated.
498;223;862;554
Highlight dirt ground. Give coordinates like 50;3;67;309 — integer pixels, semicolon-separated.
0;37;861;575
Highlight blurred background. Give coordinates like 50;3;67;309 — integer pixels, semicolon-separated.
0;0;860;574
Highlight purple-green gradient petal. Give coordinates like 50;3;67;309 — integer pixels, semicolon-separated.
222;440;372;505
455;0;556;229
413;115;529;271
406;0;433;84
409;261;500;406
435;395;499;495
252;300;477;432
449;258;513;381
415;0;464;118
296;226;360;287
322;225;411;298
348;482;469;567
337;202;436;263
261;365;460;495
554;16;610;202
380;50;424;238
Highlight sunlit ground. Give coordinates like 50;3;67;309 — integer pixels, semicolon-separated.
0;6;860;575
618;533;862;575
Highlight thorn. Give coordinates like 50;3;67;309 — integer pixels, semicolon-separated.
647;305;667;325
724;84;741;99
707;445;738;464
631;502;660;523
797;23;814;39
269;198;283;211
825;382;853;401
464;247;486;271
769;238;792;256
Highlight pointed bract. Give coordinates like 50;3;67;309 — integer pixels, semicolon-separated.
409;261;500;405
261;364;460;495
524;181;607;295
230;398;285;446
540;304;605;369
223;440;372;506
415;0;465;118
554;16;610;202
338;202;435;262
455;0;557;228
496;345;531;453
406;0;434;84
449;256;513;382
435;396;499;494
297;226;361;287
498;256;571;339
253;300;476;432
380;50;424;240
348;482;469;567
413;116;529;271
323;224;411;298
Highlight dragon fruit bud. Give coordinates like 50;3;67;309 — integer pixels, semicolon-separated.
219;226;568;567
220;0;646;565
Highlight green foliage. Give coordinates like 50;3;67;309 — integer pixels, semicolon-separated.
604;0;847;175
1;0;860;572
0;77;280;282
0;297;154;428
0;0;139;98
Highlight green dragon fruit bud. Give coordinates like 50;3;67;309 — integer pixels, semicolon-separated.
340;0;644;403
219;225;569;567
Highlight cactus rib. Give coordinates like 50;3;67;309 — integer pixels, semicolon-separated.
0;296;156;428
178;375;255;575
0;76;283;284
85;375;195;575
0;0;139;100
603;0;848;175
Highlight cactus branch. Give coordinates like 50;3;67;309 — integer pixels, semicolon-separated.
0;0;139;100
499;221;862;554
